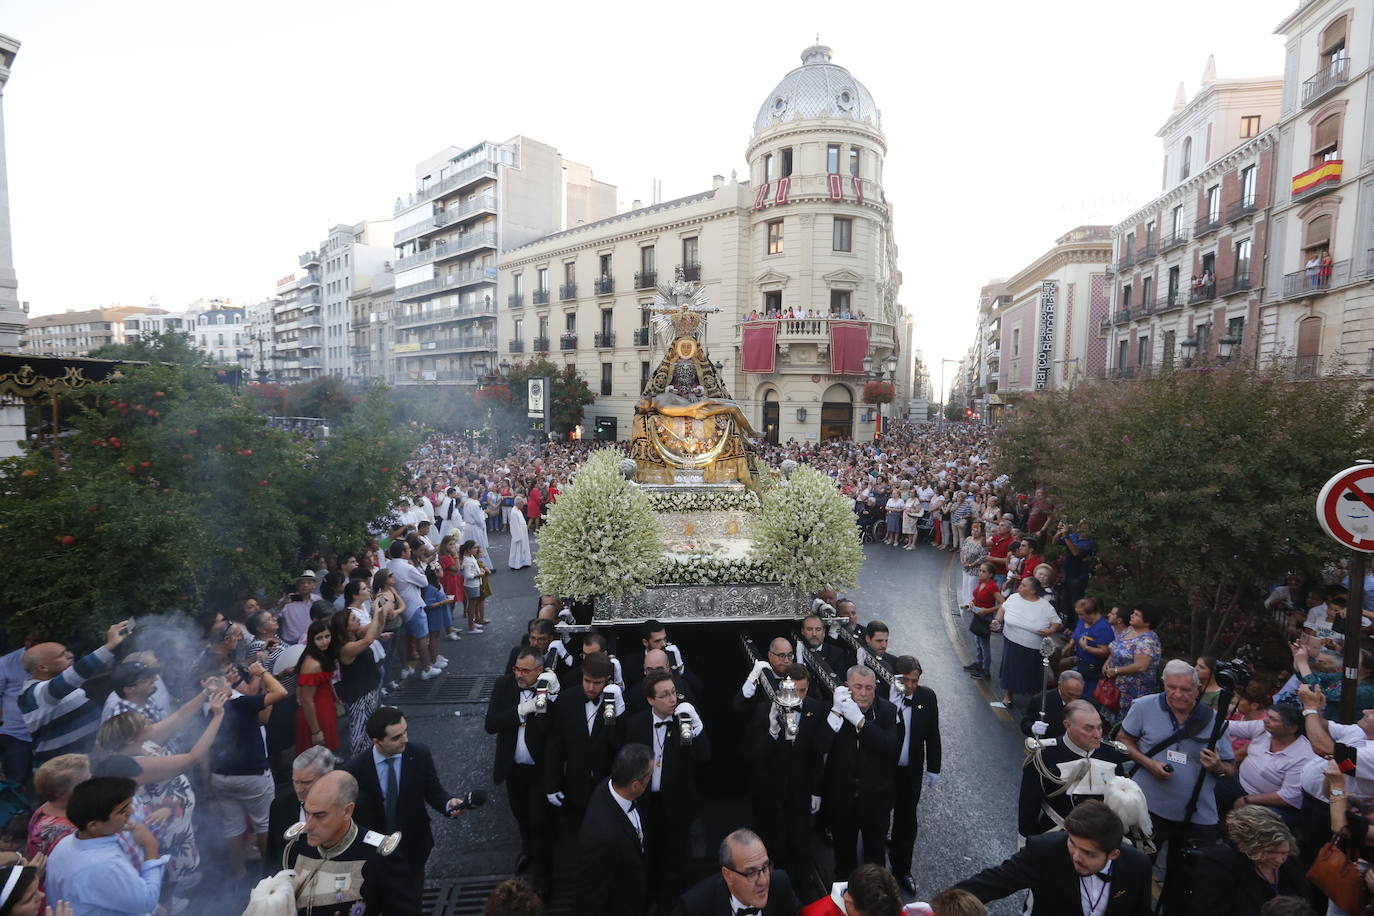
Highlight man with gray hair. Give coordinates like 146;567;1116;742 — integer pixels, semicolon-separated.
1019;699;1130;837
282;769;395;914
267;745;337;868
1021;669;1099;740
670;827;800;915
1119;657;1237;912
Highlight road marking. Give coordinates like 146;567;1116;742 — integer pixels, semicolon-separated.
939;555;1011;721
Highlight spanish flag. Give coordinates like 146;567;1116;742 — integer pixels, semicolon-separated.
1293;159;1342;195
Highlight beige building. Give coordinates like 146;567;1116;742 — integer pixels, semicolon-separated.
499;44;906;443
22;305;168;357
349;273;396;382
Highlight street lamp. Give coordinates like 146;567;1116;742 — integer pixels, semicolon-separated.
864;354;899;439
1217;335;1238;361
1180;335;1198;367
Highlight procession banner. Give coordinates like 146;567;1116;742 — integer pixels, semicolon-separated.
829;321;870;376
741;322;777;373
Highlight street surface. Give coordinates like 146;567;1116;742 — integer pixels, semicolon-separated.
407;533;1027;914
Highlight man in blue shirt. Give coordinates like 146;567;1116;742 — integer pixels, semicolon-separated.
46;775;167;915
1054;521;1098;609
0;639;34;784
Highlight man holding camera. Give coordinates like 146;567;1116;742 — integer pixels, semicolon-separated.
485;646;556;880
544;652;623;834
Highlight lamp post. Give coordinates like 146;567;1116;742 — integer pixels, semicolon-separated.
863;354;899;439
1180;335;1198;368
939;358;961;423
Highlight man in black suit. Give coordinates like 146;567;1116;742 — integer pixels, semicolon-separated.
820;664;900;881
732;637;792;714
505;618;574;679
343;706;466;914
484;646;556;884
623;649;700;717
544;652;623;833
797;613;845;696
859;620;897;701
577;743;655;916
955;800;1152;915
671;828;800;916
621;670;711;907
742;664;833;899
889;655;941;896
266;745;337;871
1020;669;1095;740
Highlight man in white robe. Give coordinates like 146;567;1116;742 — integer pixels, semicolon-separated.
508;497;532;570
460;489;489;554
435;487;460;538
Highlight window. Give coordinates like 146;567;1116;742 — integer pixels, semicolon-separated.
600;363;612;396
1226;316;1245;346
1313;114;1342;166
1235;238;1252;280
513;318;523;341
1168;266;1180;305
565;312;576;333
1170;205;1183;236
537;316;549;339
641;246;655;273
1180;137;1192;180
1321;17;1349;67
600;309;613;336
599;254;612;277
1012;328;1021;357
1163;330;1177;369
564;262;576;284
1137;336;1150;367
767;220;784;255
640;361;651;391
1122;284;1133;310
780;148;793;178
1240;165;1257;206
1207;185;1221;223
1302;214;1333;267
833;217;853;252
1141;277;1152;308
683;236;699;267
1145;221;1156;245
764;291;782;315
1241;115;1261;138
848;148;861;177
537;267;548;292
1196;323;1211;354
1118;340;1128;370
827;144;841;174
1125;232;1136;257
764;153;775;182
830;290;851;316
514;274;524;296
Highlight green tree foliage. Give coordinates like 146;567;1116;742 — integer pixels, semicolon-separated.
997;369;1374;657
0;364;418;638
752;465;864;594
503;357;597;436
943;401;964;422
534;449;664;600
87;330;211;367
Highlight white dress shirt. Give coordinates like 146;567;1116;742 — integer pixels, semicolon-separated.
651;714;672;792
897;693;913;767
514;688;535;765
608;780;643;849
1079;859;1112;916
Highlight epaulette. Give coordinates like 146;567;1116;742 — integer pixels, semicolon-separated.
362;829;402;856
1106;739;1130;754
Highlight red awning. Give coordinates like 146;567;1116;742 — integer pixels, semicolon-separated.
741;322;777;373
829;321;869;375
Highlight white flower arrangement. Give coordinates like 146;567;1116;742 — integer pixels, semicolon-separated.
655;554;774;586
534;449;665;600
750;465;863;593
644;489;761;514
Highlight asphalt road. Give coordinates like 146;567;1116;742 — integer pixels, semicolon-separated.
403;532;1030;914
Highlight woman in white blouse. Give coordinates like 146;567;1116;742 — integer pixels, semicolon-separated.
991;575;1061;708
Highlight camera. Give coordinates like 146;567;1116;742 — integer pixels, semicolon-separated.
1211;658;1252;689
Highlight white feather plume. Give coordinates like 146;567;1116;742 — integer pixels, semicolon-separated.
241;869;298;916
1103;775;1153;837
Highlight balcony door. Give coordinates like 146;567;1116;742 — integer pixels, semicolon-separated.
820;384;853;441
762;389;780;445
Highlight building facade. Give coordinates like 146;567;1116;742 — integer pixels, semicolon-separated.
22;305;168;356
390;137;615;387
498;45;906;443
348;273;395;383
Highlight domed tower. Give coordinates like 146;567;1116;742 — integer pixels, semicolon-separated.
740;44;902;443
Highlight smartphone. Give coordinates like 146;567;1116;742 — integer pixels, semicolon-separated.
1336;742;1358;774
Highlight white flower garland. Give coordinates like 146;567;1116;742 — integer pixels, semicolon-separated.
643;489;761;514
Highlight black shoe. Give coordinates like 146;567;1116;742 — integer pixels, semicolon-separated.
970;668;989;680
962;662;979;671
514;852;530;873
899;874;918;896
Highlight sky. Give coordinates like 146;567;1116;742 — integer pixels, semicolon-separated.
3;0;1298;398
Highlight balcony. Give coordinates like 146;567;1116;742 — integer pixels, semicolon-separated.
730;317;896;355
396;369;481;385
392;230;499;271
1099;316;1111;333
298;273;321;288
507;294;523;309
396;159;499;213
559;334;578;350
299;251;320;267
509;339;525;353
559;283;577;301
1188;283;1217;304
349;345;370;358
1223;272;1253;296
300;358;323;370
1302;55;1349;109
594;276;615;296
533;336;550;352
1159;229;1190;254
594;331;615;348
634;270;658;289
299;292;322;307
1111;309;1132;325
416;334;497;355
1226;197;1259;223
633;327;652;347
1279;354;1323;379
1291;159;1342;203
1138;240;1158;262
1133;298;1156;318
1195;213;1222;237
681;263;701;282
393;300;498;328
1115;252;1135;272
532;289;550;305
1158;292;1184;313
394;265;498;301
394;192;498;245
298;316;323;331
298;333;323;349
1280;258;1352;299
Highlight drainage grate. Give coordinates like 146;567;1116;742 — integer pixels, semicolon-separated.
389;674;495;706
424;877;572;915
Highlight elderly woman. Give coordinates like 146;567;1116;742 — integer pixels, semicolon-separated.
991;575;1061;708
1103;604;1165;715
26;754;90;859
1190;804;1308;914
1218;704;1311;820
958;521;989;612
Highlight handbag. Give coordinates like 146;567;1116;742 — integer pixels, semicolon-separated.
1093;677;1121;711
479;572;492;599
1307;838;1368;914
968;611;992;638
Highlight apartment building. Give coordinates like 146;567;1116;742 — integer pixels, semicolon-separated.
22;305;167;357
391;137;615;387
349;273;395;383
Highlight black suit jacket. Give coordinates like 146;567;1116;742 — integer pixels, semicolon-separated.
624;671;697;717
344;741;452;870
1189;843;1309;915
267;788;302;869
821;696;900;820
743;695;834;801
619;708;710;823
670;869;800;916
1016;740;1129;837
955;832;1152;916
544;685;621;806
1019;688;1100;739
798;639;846;694
484;673;552;784
577;779;649;916
894;685;942;776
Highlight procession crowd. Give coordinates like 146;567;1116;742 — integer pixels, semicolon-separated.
0;420;1371;916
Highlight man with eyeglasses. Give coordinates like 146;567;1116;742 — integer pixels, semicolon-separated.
484;646;555;879
889;655;942;896
820;665;899;882
671;828;800;916
734;637;795;714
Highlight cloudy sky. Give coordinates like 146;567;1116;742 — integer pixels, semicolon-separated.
4;0;1296;396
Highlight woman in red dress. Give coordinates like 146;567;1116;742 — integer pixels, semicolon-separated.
526;484;544;533
295;620;340;753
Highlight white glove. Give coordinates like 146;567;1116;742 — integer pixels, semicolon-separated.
517;696;542;717
677;700;704;737
665;643;685;671
536;671;561;696
741;660;770;699
602;684;626;717
1030;720;1048;737
556;607;575;625
546;792;564;808
840;698;864;727
610;656;624;687
810;795;822;814
548;640;571;662
831;685;852;711
924;772;940;789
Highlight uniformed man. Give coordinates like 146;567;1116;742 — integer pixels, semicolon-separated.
820;665;900;881
734;637;792;714
1018;699;1131;838
282;770;393;915
796;614;845;697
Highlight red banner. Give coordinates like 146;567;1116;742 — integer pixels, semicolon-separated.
741;322;777;373
774;177;790;206
753;182;770;210
829;320;869;375
828;174;843;200
853;177;864;204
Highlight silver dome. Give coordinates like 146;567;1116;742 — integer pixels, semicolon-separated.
753;44;881;135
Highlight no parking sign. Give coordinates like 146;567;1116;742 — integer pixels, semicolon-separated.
1317;463;1374;553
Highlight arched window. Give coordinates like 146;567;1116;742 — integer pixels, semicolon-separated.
1296;315;1323;377
1180;137;1192;181
820;384;853;441
760;388;780;445
1303;213;1333;261
1312;113;1342;165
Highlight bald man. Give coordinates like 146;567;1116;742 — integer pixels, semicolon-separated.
733;637;794;714
625;649;700;717
21;620;128;765
282;770;392;915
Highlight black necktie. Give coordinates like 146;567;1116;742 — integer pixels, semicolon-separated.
384;756;399;831
654;720;671;728
627;800;636;812
1094;871;1113;882
901;697;912;708
736;909;761;916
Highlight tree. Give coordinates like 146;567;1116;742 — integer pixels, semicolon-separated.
943;401;963;421
87;330;211;367
997;368;1374;657
503;357;597;436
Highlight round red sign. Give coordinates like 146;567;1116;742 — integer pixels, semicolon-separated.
1317;463;1374;553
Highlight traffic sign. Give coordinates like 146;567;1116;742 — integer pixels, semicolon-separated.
1317;463;1374;553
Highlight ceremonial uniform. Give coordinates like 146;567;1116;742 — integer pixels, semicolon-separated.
282;821;390;915
1018;735;1130;837
544;684;621;829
